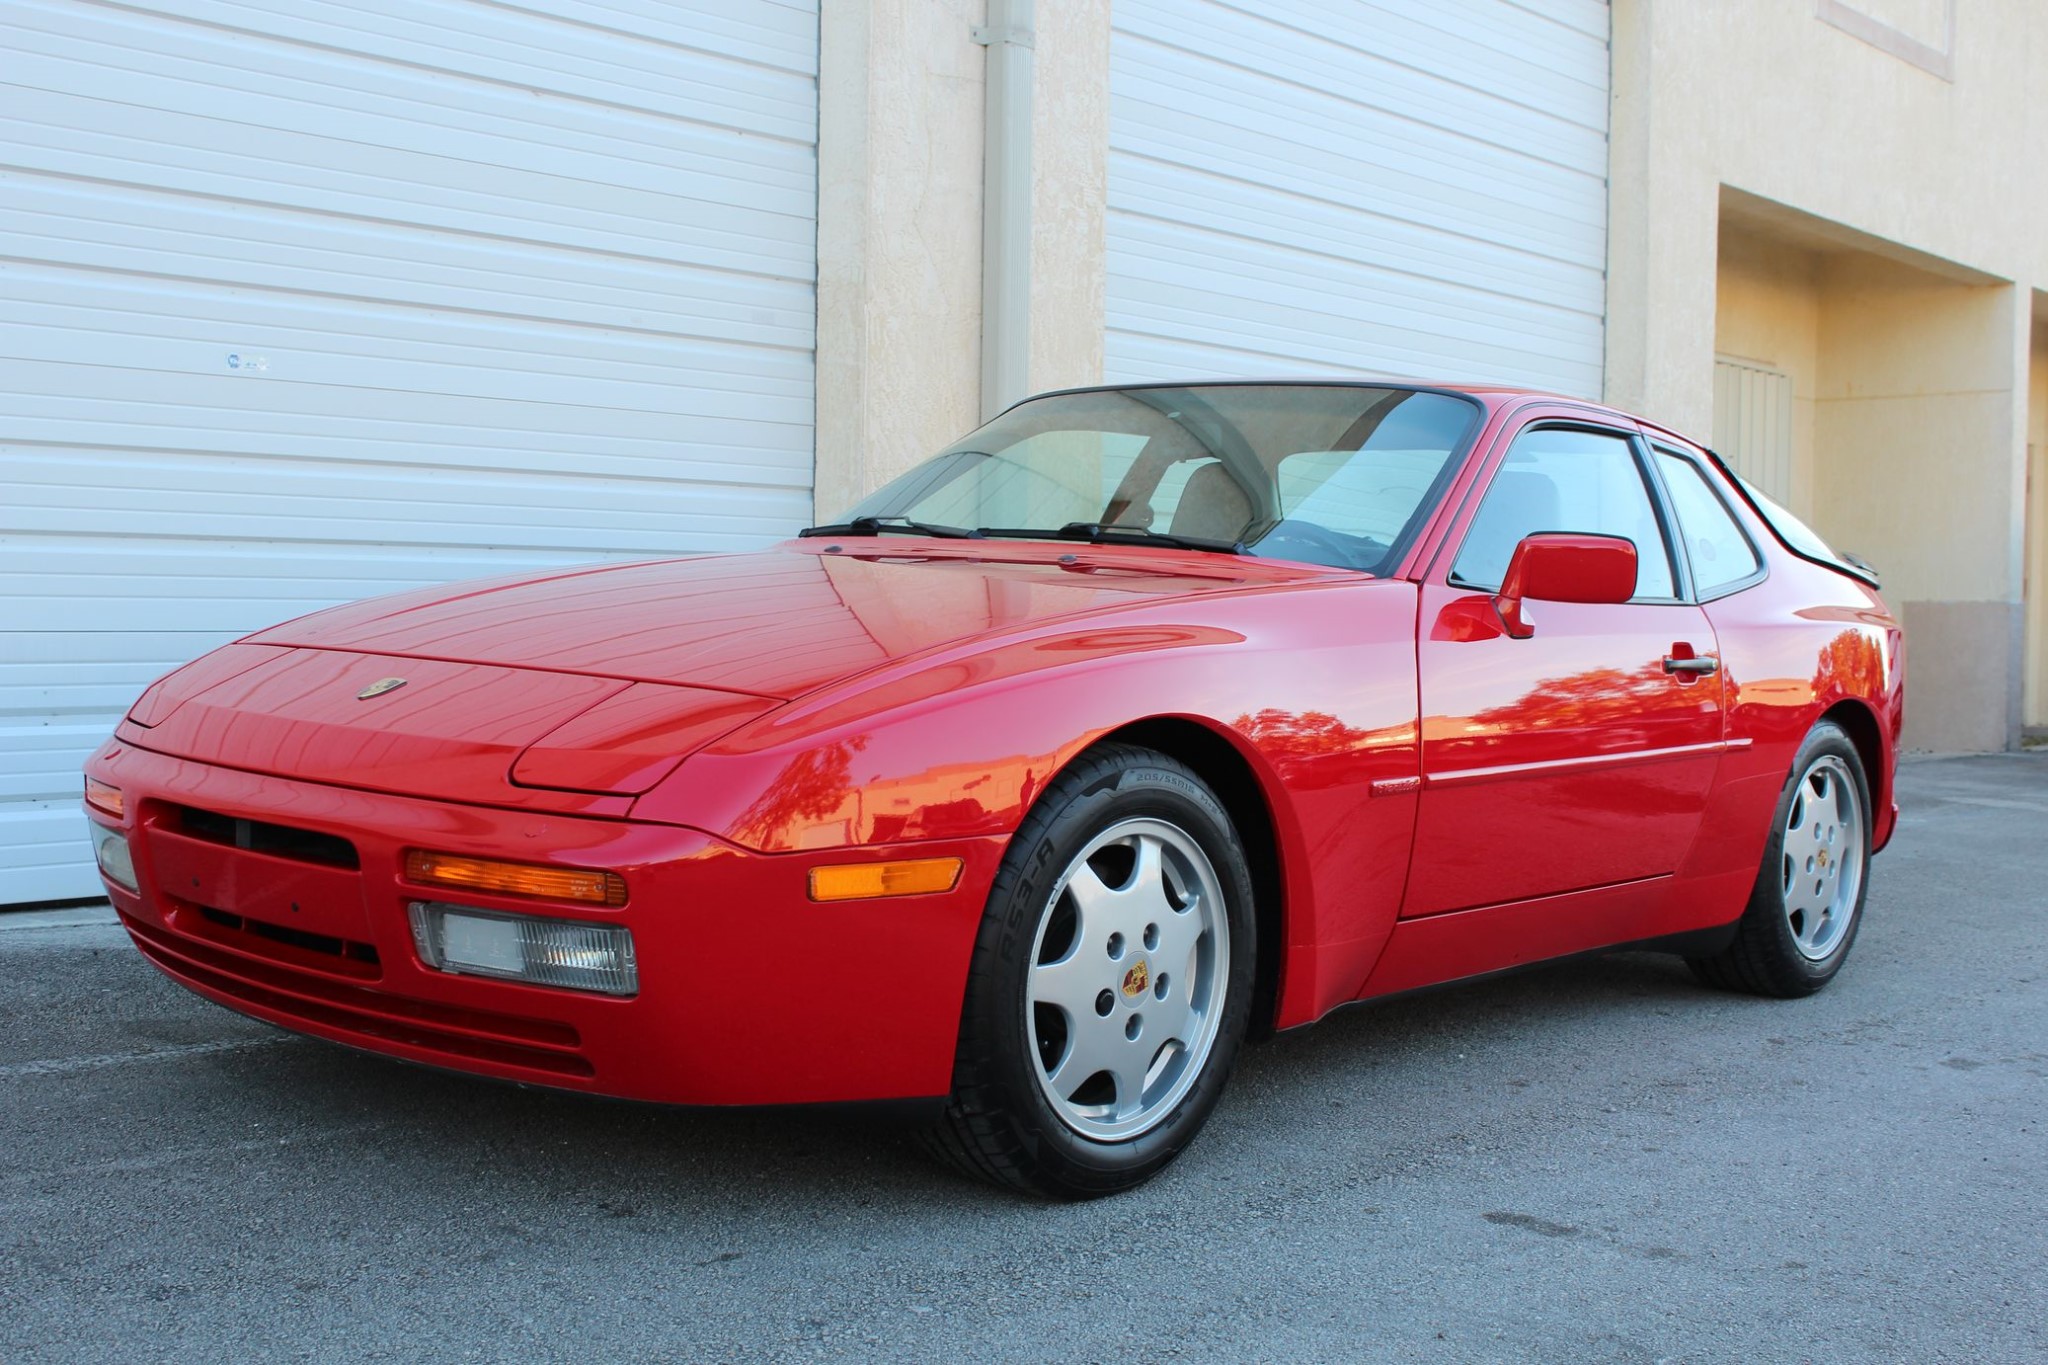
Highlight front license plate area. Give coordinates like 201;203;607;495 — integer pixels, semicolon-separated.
144;826;373;943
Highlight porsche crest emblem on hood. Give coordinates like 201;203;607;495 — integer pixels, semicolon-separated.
356;677;408;700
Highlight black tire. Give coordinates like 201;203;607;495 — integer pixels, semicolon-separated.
1688;720;1872;998
924;743;1257;1199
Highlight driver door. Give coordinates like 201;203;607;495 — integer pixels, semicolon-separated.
1403;419;1727;918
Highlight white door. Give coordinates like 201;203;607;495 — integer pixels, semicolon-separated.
1106;0;1610;395
0;0;819;903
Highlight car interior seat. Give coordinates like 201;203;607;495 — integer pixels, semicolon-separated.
1168;462;1256;543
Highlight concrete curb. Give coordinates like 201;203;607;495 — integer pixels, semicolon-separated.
0;902;119;932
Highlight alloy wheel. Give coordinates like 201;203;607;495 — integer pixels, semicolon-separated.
1025;817;1229;1141
1781;753;1866;961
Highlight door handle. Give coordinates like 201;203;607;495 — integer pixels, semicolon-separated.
1663;654;1720;676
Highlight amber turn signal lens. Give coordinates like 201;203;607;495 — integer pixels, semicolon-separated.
403;850;627;908
84;777;124;820
808;857;963;902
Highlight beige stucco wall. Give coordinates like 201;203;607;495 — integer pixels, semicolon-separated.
1610;0;2048;436
813;0;1108;521
2028;306;2048;729
813;0;988;522
1714;233;1822;515
1027;0;1110;396
1611;0;2048;750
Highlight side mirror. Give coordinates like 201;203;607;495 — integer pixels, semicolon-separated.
1494;533;1638;639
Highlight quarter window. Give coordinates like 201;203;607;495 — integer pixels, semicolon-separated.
1654;449;1762;595
1452;428;1676;599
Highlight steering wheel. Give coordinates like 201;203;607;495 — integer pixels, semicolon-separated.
1254;519;1385;571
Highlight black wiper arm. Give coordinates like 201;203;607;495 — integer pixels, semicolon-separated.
977;523;1245;555
798;515;983;540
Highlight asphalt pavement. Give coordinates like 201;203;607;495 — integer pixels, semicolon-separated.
2;755;2042;1363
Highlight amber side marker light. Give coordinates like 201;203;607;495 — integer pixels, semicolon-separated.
84;778;124;820
808;857;963;902
403;850;627;908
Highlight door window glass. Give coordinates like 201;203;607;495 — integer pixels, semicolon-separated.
1653;449;1762;595
1451;428;1676;598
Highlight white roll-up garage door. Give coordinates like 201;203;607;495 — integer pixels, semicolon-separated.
0;0;818;903
1106;0;1609;394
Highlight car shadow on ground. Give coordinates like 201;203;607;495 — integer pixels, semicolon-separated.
185;944;1727;1214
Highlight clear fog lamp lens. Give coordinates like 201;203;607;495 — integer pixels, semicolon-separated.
91;822;137;893
408;902;636;997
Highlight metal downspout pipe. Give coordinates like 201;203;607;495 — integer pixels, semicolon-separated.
976;0;1034;420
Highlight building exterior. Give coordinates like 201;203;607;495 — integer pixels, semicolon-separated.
2;0;2042;904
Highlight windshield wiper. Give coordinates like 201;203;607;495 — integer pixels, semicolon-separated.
977;522;1245;555
798;515;983;540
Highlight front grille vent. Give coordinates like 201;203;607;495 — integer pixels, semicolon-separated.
175;806;360;870
195;906;380;968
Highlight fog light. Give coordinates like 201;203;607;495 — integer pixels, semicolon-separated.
90;821;137;892
407;902;637;996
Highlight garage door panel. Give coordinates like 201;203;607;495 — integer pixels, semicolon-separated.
1108;0;1608;395
1110;212;1604;345
1110;83;1605;255
8;7;817;210
5;178;815;353
0;0;818;903
1102;302;1600;397
2;80;815;245
1117;2;1606;167
94;0;820;141
0;302;813;422
1110;159;1601;313
8;376;819;478
0;807;100;904
1217;0;1609;100
5;449;808;556
8;369;813;488
499;0;821;72
1104;284;1599;393
2;92;813;281
0;724;123;801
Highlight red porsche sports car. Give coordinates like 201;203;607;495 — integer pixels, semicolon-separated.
84;381;1902;1198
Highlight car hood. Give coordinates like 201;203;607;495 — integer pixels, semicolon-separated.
244;542;1311;699
122;543;1323;804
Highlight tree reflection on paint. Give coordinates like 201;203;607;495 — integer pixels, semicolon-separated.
1234;707;1410;787
1470;662;1676;734
731;735;869;850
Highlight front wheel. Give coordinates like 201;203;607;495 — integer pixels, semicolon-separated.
925;744;1256;1199
1689;720;1872;997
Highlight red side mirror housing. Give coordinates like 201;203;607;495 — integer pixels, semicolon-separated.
1494;533;1638;638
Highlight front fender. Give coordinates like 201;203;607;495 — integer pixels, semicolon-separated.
633;579;1426;1025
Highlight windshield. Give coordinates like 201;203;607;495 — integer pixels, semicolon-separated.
835;384;1482;572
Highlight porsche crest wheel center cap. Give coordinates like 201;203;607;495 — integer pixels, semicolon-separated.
1119;957;1150;1001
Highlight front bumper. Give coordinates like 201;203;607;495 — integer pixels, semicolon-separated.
85;740;1002;1106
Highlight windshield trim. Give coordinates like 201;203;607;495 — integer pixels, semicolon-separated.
994;378;1490;421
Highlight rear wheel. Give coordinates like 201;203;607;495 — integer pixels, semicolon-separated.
925;744;1255;1199
1689;720;1871;997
